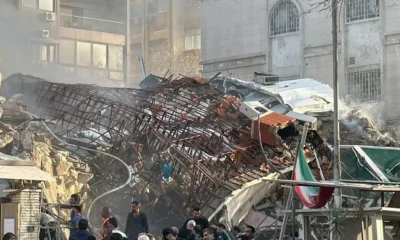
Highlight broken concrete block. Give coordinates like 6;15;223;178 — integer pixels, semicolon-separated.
34;134;47;143
20;131;33;152
68;168;79;180
0;97;6;104
77;172;93;184
55;160;73;176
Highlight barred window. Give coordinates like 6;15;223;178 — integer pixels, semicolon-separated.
346;0;379;22
347;68;381;101
270;1;299;37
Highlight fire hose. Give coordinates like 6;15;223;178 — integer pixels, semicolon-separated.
20;110;132;223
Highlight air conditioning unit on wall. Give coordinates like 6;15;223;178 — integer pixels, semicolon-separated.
42;29;50;38
45;12;56;21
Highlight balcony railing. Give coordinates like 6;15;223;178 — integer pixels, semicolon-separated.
60;14;125;35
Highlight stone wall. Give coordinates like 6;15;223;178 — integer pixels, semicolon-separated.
30;135;93;220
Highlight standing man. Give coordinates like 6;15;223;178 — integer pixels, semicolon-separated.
71;206;87;237
182;207;209;231
71;219;93;240
178;220;196;239
125;201;149;240
216;223;235;240
2;233;16;240
107;217;127;239
101;207;112;239
232;226;241;238
69;194;81;221
244;226;255;240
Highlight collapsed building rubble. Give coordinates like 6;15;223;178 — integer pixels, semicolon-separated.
2;73;400;238
0;95;92;239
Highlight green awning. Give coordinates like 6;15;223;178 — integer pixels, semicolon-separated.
340;146;400;206
361;147;400;182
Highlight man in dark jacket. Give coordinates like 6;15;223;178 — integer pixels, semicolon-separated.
178;220;196;239
125;201;149;240
71;219;94;240
182;207;209;231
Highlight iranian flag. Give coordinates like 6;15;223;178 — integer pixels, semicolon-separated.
292;145;334;208
293;145;321;208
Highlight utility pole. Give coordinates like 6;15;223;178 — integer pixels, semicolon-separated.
331;0;342;209
126;0;131;87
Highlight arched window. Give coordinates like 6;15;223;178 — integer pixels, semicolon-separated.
270;1;299;37
346;0;379;22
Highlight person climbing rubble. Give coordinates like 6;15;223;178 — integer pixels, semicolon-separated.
125;201;149;240
182;207;209;231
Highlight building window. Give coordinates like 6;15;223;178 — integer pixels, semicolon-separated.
347;68;381;101
40;45;56;62
158;0;168;12
59;39;124;80
270;1;299;37
185;34;201;50
59;40;75;65
93;44;107;68
23;0;54;11
109;46;123;70
77;42;92;66
346;0;379;22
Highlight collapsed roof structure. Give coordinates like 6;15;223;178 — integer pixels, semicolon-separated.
3;73;400;237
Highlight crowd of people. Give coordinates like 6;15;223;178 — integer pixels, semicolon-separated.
1;194;257;240
68;193;257;240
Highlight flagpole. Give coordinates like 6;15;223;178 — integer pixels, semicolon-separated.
279;123;309;240
332;0;342;209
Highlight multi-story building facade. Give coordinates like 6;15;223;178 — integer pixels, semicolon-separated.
200;0;400;124
0;0;127;86
0;0;201;87
129;0;201;82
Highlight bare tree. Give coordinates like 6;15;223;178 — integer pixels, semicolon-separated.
146;43;202;77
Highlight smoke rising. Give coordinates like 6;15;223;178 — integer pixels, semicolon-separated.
0;0;126;87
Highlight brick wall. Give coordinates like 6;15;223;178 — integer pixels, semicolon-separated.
10;189;41;240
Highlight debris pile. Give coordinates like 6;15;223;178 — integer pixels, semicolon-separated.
2;73;399;230
31;136;92;212
0;93;92;226
314;109;399;147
